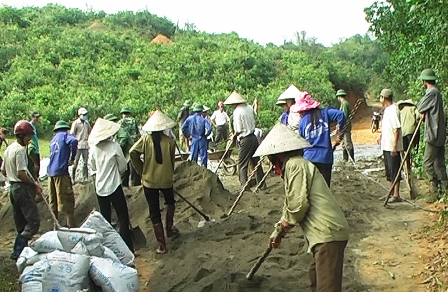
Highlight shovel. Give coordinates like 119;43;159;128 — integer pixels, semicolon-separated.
173;189;212;222
130;224;146;250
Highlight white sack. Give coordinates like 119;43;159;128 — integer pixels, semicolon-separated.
29;231;63;253
89;257;139;292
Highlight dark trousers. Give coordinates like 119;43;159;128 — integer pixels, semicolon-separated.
97;185;134;252
423;142;448;182
309;240;348;292
72;149;89;180
143;187;175;225
215;124;228;143
238;134;265;186
122;162;141;187
10;182;40;239
313;162;332;187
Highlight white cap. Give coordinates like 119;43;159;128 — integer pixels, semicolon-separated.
78;107;88;115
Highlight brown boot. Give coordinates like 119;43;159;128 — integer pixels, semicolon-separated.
152;223;167;254
166;205;180;238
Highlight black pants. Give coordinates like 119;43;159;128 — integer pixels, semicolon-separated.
122;161;141;187
143;187;175;225
215;124;228;143
313;162;332;188
10;182;40;239
97;185;134;252
238;134;265;186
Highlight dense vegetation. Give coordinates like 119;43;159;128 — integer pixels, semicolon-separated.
0;5;384;132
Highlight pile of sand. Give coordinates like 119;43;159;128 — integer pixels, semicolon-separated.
150;34;173;44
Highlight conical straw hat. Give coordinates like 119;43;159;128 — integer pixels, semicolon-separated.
253;123;311;157
88;118;121;144
278;85;301;101
142;110;176;132
224;91;247;105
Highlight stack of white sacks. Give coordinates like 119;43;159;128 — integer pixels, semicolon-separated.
16;211;139;292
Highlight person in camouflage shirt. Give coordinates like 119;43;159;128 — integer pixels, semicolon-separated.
118;107;141;186
28;111;41;180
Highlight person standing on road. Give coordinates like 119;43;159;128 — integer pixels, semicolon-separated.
336;89;355;162
2;120;42;260
177;100;192;151
397;99;420;173
224;91;265;189
210;101;230;143
28;111;41;180
254;123;349;292
48;121;78;228
119;107;141;186
130;111;179;254
294;91;345;187
70;107;90;183
182;103;212;167
88;118;134;253
417;69;448;193
378;89;403;202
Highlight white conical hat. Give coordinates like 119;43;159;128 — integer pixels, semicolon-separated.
142;110;176;132
224;91;247;105
88;118;120;143
278;85;301;101
253;123;311;157
276;100;286;106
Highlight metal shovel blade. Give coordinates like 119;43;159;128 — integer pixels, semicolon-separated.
131;225;146;250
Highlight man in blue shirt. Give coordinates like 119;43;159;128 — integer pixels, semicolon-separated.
47;120;78;228
182;103;212;167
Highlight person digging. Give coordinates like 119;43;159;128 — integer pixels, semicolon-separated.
47;120;78;228
130;110;179;254
2;120;42;260
254;123;349;292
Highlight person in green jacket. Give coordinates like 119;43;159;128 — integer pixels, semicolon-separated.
130;110;179;254
397;99;420;174
119;107;141;186
336;89;354;162
28;111;41;180
254;123;349;292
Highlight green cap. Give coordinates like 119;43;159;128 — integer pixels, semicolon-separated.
380;89;393;98
104;114;119;122
184;100;192;107
336;89;347;97
53;120;70;131
120;107;131;114
419;69;437;81
193;103;204;112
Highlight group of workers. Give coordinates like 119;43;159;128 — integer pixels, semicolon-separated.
1;67;445;292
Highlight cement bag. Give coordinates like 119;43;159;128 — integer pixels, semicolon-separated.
71;240;89;256
16;247;38;273
21;251;90;292
102;246;120;263
30;231;63;253
81;211;134;266
89;257;139;292
57;227;104;257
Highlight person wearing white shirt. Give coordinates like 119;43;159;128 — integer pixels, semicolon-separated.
378;89;403;202
211;101;230;142
224;91;265;188
88;118;134;253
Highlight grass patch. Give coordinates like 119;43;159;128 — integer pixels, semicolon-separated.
0;138;51;158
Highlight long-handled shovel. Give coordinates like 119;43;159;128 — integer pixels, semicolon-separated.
173;189;211;222
384;118;423;206
214;140;234;174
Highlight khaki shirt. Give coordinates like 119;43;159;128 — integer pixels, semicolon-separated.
400;105;420;137
70;118;91;149
129;134;175;189
282;156;349;252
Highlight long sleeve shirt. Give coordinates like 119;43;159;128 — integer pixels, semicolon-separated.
129;134;175;189
115;127;133;161
47;132;78;177
400;106;420;137
417;87;446;146
181;113;212;140
298;108;345;164
89;140;127;196
282;156;349;252
70;119;91;149
339;99;351;131
233;104;257;138
28;120;40;156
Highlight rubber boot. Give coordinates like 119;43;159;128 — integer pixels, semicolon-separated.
165;205;180;238
349;148;355;162
152;223;167;254
10;234;28;260
342;149;348;161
